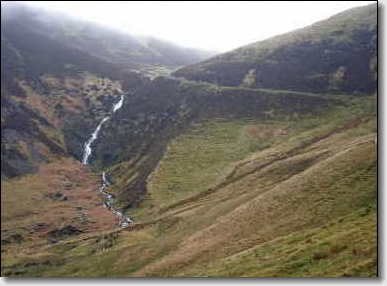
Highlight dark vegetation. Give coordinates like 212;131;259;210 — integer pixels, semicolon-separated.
95;78;335;209
174;4;377;94
1;2;377;278
1;2;213;178
2;3;215;74
1;3;143;178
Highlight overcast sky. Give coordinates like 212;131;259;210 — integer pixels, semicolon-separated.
18;1;375;52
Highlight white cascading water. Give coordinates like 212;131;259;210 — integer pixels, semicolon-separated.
81;95;133;227
82;117;110;165
82;95;125;165
112;94;124;112
100;172;133;228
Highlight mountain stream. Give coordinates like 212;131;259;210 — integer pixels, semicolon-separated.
81;95;133;227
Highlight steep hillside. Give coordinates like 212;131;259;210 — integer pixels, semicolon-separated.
91;78;335;209
0;2;216;178
1;3;215;74
1;95;376;277
0;67;144;177
1;3;146;178
1;3;377;278
1;158;117;247
174;4;377;94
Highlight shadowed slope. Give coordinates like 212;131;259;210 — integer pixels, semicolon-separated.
174;4;377;94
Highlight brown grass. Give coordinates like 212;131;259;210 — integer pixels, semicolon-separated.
1;97;376;278
1;158;116;243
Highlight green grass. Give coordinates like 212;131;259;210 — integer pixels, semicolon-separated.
135;119;290;218
136;96;375;218
2;95;377;278
190;206;376;277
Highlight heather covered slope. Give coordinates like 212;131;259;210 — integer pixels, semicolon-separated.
174;4;377;94
1;2;215;179
0;69;140;178
1;3;143;178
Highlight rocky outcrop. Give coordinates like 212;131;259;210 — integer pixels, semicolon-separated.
47;225;83;243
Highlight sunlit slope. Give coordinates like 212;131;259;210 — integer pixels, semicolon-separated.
1;95;376;277
193;207;376;277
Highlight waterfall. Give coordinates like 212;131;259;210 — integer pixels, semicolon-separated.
112;95;124;113
82;95;125;166
81;94;133;227
82;117;110;165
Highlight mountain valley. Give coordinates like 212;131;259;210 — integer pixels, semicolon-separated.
1;2;377;278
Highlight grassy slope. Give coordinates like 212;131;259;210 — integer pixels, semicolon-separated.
142;119;290;215
196;208;376;277
1;158;118;276
1;94;376;277
131;96;376;277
